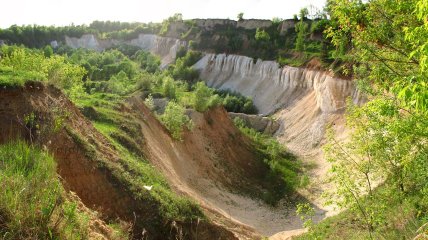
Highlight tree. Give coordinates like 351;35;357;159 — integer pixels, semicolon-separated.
237;12;244;21
255;28;270;42
160;101;193;140
43;45;53;58
294;21;308;51
162;76;177;99
192;81;221;112
324;0;428;237
299;7;309;20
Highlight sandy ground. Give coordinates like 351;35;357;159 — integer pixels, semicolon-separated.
129;95;345;239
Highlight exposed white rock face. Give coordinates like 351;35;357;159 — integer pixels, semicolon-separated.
194;54;364;211
194;54;362;115
65;34;115;51
128;34;187;67
65;34;186;67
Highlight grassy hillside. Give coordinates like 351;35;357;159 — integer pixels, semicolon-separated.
0;141;127;239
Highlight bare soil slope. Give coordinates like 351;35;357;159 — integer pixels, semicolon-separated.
126;96;327;239
0;82;235;240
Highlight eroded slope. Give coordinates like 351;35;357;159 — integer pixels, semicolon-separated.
0;82;235;240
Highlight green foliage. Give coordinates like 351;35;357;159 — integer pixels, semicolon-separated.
170;50;202;82
69;49;138;81
0;24;93;48
233;117;299;204
160;101;193;140
255;28;270;42
112;43;141;57
295;20;309;51
216;89;258;114
324;98;428;236
136;71;156;91
107;70;135;95
297;193;423;239
0;45;86;99
43;45;53;57
133;50;161;73
144;94;155;110
299;8;309;20
296;203;316;229
159;13;183;35
162;76;177;99
319;0;428;237
192;81;221;112
237;13;244;21
272;17;283;25
0;141;91;239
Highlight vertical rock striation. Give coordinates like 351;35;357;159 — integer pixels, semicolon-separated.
194;54;362;116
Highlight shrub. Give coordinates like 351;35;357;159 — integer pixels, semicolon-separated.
160;101;193;140
107;70;135;95
216;89;258;114
145;94;155;110
136;71;156;91
170;50;202;82
133;50;161;73
162;76;177;99
0;45;86;96
192;81;221;112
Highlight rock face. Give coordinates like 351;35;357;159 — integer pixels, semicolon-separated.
65;34;117;51
128;34;187;67
65;34;187;67
194;54;362;116
280;20;297;35
228;112;280;135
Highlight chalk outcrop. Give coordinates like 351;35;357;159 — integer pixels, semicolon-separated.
194;54;361;116
65;34;187;67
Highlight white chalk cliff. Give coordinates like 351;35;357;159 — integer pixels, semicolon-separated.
194;54;361;116
194;54;364;199
65;34;187;67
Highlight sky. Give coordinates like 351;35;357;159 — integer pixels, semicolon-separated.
0;0;326;28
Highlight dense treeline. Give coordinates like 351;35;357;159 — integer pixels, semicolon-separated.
0;16;333;68
0;21;162;48
0;24;95;48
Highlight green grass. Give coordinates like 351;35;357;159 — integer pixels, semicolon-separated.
233;117;301;205
0;141;94;239
0;66;45;87
77;92;204;221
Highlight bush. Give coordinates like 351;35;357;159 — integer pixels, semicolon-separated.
160;101;193;140
162;76;177;99
107;70;135;95
192;81;221;112
216;89;258;114
133;50;161;73
136;71;156;91
0;45;86;98
170;50;202;82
